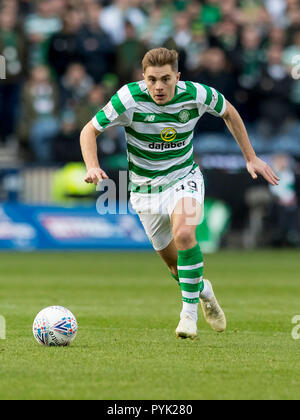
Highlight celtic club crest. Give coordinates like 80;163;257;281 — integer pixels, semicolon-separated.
178;109;190;123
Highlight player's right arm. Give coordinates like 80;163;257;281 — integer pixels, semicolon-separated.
80;120;109;185
80;84;135;185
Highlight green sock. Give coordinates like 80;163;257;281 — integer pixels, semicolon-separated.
177;243;204;305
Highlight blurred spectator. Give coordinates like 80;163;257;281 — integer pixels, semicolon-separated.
163;36;188;79
283;30;300;117
201;0;222;29
97;126;128;170
126;0;149;38
190;47;238;133
19;0;34;16
219;0;244;25
186;0;202;26
18;65;59;162
264;0;287;27
77;2;115;83
53;109;81;163
286;0;300;30
0;8;27;145
139;2;174;47
239;0;271;28
282;30;300;68
48;8;83;80
0;0;299;173
1;0;19;18
244;185;273;249
269;154;300;246
257;45;293;137
60;63;93;110
76;84;107;129
232;25;265;123
235;25;265;89
173;0;190;12
185;25;208;72
210;18;240;54
99;0;147;45
24;0;62;66
116;21;148;86
172;11;192;51
266;26;287;49
127;67;144;86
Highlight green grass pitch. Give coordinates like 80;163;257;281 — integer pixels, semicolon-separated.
0;250;299;400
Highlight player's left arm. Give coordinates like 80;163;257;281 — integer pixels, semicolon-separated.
222;100;280;186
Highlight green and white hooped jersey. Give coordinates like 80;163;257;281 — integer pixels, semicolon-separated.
92;80;226;192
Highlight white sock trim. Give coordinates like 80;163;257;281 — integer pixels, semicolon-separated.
181;302;198;322
177;262;204;271
200;279;214;300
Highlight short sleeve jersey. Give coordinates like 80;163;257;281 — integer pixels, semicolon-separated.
92;80;226;191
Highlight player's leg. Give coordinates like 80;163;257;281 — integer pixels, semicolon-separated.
130;189;180;285
147;198;214;338
131;181;226;337
157;239;179;284
172;197;226;337
171;197;203;338
136;211;181;285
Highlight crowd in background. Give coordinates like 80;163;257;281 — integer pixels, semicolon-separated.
1;0;300;164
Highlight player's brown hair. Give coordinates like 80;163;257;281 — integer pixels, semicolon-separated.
142;48;179;73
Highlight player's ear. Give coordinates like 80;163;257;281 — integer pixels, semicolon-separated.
176;72;181;82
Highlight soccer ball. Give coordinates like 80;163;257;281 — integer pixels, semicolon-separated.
33;306;78;347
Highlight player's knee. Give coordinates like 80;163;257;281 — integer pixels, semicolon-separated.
174;226;195;250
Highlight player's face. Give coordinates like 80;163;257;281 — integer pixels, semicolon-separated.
144;65;180;105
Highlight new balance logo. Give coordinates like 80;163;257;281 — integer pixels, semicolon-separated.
144;115;155;122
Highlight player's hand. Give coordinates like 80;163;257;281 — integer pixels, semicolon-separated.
246;157;280;186
84;167;109;185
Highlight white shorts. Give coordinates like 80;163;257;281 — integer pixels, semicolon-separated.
130;167;205;251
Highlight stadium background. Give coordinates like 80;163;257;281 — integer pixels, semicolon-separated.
0;0;300;402
0;0;299;250
0;0;300;248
